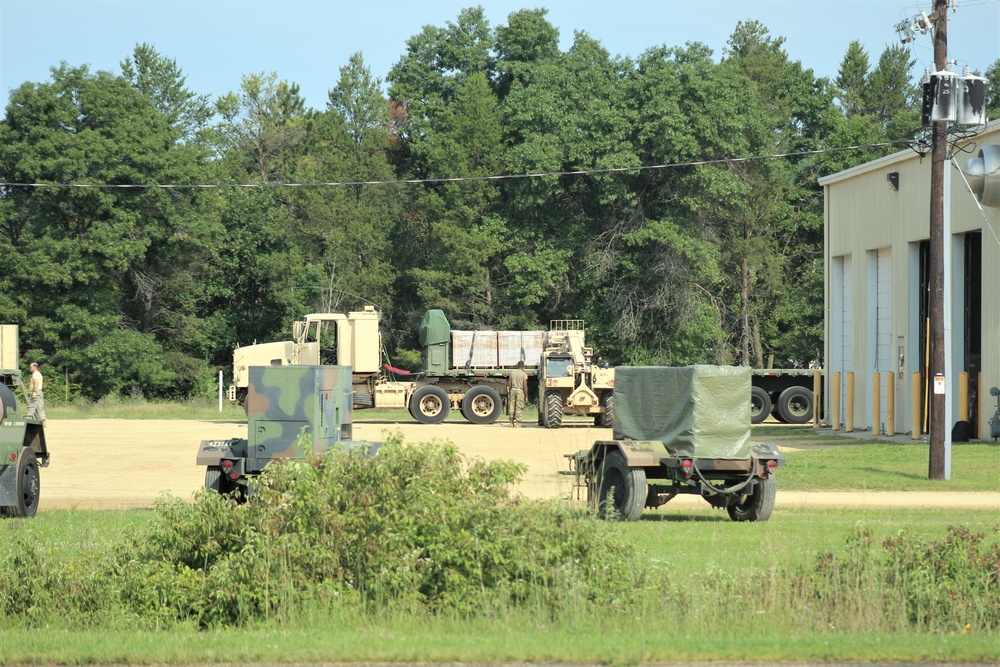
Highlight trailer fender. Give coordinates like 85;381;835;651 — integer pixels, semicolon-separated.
751;441;785;466
196;438;248;467
577;439;668;469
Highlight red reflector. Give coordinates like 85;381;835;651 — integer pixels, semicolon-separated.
8;453;16;461
767;460;778;470
221;460;233;469
682;460;692;467
229;471;239;480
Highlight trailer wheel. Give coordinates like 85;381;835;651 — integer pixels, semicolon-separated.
595;449;646;521
595;391;614;427
205;466;223;493
9;448;40;518
462;386;502;424
410;385;450;424
777;386;813;424
544;390;564;429
750;386;772;424
727;474;776;522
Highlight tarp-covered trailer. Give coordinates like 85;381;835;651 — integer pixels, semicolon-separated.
566;365;784;521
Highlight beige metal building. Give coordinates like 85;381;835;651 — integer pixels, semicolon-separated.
819;119;1000;438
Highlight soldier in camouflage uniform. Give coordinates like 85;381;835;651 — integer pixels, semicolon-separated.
26;362;45;424
507;360;528;427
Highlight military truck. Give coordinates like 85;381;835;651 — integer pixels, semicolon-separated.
565;365;784;521
198;365;377;497
0;325;49;517
229;307;548;425
538;320;614;428
750;368;820;425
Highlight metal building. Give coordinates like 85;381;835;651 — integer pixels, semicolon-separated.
819;119;1000;439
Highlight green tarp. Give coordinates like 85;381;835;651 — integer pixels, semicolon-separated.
612;365;753;459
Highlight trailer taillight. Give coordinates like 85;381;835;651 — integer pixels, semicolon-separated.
8;453;15;462
681;459;693;479
221;460;233;470
761;459;778;478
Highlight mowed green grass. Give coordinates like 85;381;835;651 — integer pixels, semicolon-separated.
2;506;997;664
758;425;1000;492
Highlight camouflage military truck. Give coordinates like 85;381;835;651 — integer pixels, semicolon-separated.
0;325;49;517
197;365;378;497
566;365;784;522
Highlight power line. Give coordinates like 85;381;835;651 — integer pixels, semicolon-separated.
0;142;907;190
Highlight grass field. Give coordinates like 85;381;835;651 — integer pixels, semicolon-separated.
6;403;997;664
2;506;997;664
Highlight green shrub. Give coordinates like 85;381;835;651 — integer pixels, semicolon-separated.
137;436;641;626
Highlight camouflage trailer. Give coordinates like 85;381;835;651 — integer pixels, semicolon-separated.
566;365;784;522
0;325;49;517
197;365;378;496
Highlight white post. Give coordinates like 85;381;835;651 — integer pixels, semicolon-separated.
218;370;223;412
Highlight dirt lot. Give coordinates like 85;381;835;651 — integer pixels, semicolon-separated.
36;418;1000;512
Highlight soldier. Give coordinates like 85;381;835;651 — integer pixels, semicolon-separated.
26;361;45;424
507;360;528;428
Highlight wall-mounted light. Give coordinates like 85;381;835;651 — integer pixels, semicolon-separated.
887;172;900;191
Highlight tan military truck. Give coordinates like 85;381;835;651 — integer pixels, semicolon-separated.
538;320;614;428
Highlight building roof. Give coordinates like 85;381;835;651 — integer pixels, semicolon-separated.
817;118;1000;187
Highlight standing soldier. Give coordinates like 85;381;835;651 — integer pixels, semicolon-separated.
26;361;45;424
506;360;529;428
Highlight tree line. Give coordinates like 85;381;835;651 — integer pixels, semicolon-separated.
2;7;998;401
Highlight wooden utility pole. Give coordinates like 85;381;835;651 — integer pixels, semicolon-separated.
928;0;948;480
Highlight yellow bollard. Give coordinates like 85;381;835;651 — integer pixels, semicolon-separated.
832;371;841;431
812;371;822;428
958;371;969;423
911;372;922;439
978;372;983;439
885;372;895;437
872;372;881;435
846;371;855;432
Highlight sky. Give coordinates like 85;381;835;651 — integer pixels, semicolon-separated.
1;0;998;114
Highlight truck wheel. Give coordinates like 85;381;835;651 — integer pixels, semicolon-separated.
777;386;813;424
750;386;772;424
461;386;502;424
10;448;40;518
596;391;614;427
595;449;646;521
544;390;563;429
410;385;450;424
727;474;776;522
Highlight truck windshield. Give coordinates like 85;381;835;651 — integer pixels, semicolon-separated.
546;356;573;378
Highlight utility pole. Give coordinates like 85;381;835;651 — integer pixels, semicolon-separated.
928;0;948;480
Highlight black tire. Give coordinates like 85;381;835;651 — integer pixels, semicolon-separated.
205;466;223;492
461;386;503;424
544;390;563;429
353;392;373;408
596;391;614;427
409;385;450;424
750;386;772;424
727;474;776;522
10;448;40;518
595;449;646;521
777;386;814;425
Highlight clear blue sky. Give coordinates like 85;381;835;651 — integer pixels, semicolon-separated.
1;0;998;113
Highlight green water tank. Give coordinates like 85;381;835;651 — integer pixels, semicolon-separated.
419;309;451;372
